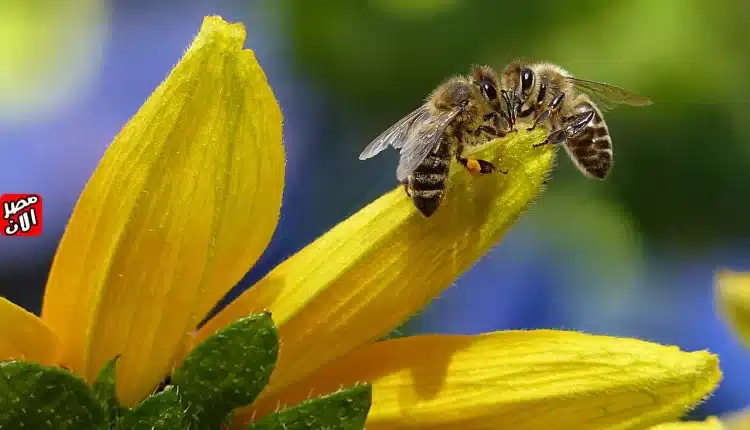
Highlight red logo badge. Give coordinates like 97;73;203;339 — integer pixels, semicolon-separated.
1;194;43;237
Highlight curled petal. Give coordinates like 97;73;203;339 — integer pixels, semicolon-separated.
198;129;555;396
41;16;283;405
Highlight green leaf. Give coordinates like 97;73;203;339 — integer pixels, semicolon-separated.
114;386;185;430
172;312;279;429
92;355;126;424
247;383;372;430
0;360;107;430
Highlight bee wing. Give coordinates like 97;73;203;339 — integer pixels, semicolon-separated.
566;77;653;111
358;104;431;160
395;106;462;182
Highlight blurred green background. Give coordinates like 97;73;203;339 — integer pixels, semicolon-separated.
286;0;750;247
2;0;750;421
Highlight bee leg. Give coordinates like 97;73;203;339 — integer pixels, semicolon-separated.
457;156;502;175
533;110;594;148
527;93;565;131
402;180;413;197
475;125;498;136
492;114;510;136
455;143;507;175
482;113;509;137
526;110;551;131
533;129;566;148
483;112;516;137
563;110;595;137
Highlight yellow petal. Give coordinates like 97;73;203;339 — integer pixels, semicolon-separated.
40;15;283;405
648;417;725;429
240;330;721;430
0;298;58;365
715;269;750;349
720;407;750;430
198;128;555;395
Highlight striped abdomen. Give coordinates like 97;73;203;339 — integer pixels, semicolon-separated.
403;136;452;217
563;101;613;179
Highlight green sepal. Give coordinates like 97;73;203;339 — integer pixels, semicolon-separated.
247;383;372;430
114;385;185;430
92;355;127;424
0;360;107;430
172;312;279;429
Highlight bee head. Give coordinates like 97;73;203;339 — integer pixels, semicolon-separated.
429;77;489;125
518;67;535;105
470;65;500;106
500;60;534;112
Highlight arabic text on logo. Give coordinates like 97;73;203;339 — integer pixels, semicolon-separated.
1;194;43;237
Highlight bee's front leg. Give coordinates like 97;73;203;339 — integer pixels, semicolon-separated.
474;125;499;137
495;115;512;136
482;114;510;137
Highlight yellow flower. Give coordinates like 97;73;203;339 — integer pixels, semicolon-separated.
711;269;750;429
720;407;750;429
654;269;750;429
0;15;720;429
2;15;283;406
716;270;750;349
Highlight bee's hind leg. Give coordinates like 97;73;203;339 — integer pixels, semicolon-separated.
455;142;507;175
402;181;413;197
533;110;594;148
458;157;500;175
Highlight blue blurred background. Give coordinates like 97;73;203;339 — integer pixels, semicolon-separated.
2;0;750;419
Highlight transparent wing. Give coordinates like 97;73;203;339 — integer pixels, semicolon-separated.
566;77;653;111
358;104;431;160
395;106;462;182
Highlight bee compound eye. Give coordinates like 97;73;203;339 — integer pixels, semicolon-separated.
481;81;498;101
521;68;534;92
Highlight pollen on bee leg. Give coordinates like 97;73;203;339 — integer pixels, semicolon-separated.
466;159;483;175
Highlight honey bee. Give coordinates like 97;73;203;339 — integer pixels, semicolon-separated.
499;60;652;179
358;65;512;218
